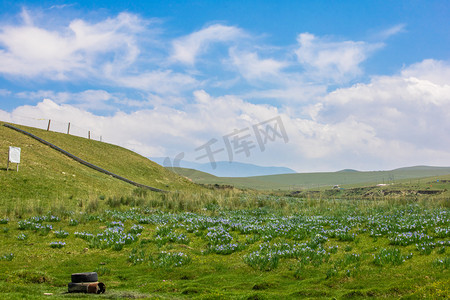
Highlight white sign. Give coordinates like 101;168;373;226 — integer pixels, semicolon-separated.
9;146;21;164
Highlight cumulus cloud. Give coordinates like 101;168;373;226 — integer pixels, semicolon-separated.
171;24;244;65
401;59;450;85
227;46;327;105
318;59;450;157
0;10;203;100
0;109;12;122
228;48;289;82
295;33;383;82
0;12;143;79
242;85;326;108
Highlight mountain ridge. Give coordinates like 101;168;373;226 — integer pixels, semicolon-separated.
151;157;297;177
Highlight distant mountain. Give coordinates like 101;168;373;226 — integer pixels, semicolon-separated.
337;169;360;172
150;158;297;177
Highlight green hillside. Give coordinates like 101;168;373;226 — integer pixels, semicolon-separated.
174;166;450;190
0;122;197;211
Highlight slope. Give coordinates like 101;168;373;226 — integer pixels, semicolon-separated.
0;122;197;208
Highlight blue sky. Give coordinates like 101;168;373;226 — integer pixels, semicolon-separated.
1;0;449;172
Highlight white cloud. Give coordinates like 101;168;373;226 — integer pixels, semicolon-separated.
376;24;406;40
49;4;76;10
0;12;143;79
401;59;450;85
229;47;289;81
0;108;12;122
242;85;326;107
319;59;450;153
15;89;120;111
0;10;204;99
295;33;383;82
289;116;380;159
13;89;173;112
171;24;244;65
20;8;34;27
227;46;329;105
108;70;198;96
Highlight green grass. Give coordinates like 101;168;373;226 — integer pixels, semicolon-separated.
0;198;449;299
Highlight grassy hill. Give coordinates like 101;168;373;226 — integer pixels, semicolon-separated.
0;122;197;213
173;166;450;190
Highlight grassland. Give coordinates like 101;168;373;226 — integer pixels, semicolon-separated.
0;196;449;299
0;122;449;299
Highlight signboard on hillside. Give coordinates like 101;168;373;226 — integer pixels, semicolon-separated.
8;146;21;171
9;146;21;163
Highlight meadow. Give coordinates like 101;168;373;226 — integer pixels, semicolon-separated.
0;190;449;299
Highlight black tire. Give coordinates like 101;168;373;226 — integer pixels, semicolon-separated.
71;272;98;283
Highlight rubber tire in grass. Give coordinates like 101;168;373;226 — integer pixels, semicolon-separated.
71;272;98;283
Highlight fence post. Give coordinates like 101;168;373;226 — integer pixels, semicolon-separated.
47;120;51;131
67;122;71;134
88;131;90;139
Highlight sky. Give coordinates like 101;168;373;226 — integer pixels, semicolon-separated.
0;0;449;172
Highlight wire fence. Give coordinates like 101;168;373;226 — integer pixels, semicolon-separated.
3;115;103;142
